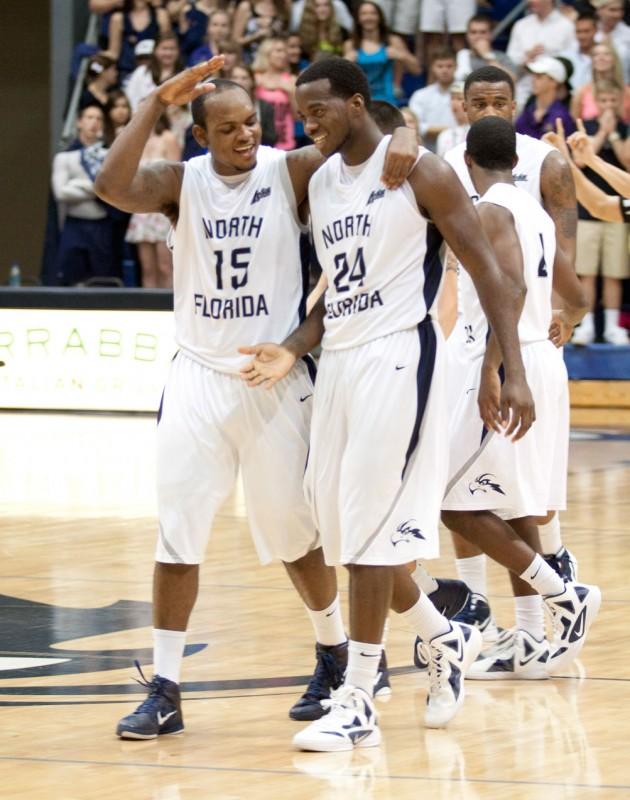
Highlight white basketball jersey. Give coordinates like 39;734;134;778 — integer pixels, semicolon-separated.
459;182;556;356
171;146;304;373
309;136;444;350
444;132;553;203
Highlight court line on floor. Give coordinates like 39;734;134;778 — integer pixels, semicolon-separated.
0;754;627;791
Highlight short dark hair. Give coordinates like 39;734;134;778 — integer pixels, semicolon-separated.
576;11;597;24
191;79;250;127
370;100;405;134
430;47;456;64
464;65;515;98
467;13;494;30
466;116;516;171
296;56;371;105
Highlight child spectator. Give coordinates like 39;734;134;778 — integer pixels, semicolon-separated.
436;81;469;156
408;47;456;151
103;90;132;145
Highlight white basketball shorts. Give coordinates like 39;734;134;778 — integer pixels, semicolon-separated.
304;321;448;566
155;351;319;565
442;340;569;518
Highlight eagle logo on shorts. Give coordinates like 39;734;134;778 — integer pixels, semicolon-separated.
392;520;425;545
469;473;505;495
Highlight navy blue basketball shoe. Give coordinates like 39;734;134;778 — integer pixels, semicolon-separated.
116;661;183;740
544;546;578;582
289;641;348;721
413;579;472;670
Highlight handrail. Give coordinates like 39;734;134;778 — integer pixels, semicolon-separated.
59;13;100;150
491;0;528;44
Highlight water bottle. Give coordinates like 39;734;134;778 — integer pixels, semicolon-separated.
8;262;21;286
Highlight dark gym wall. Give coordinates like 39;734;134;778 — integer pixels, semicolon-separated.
0;1;51;283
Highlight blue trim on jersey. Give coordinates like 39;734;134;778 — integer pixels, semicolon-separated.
302;354;317;385
298;233;313;324
422;225;445;311
402;318;437;480
157;352;179;426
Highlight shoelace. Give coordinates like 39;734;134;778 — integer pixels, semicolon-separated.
130;659;165;714
421;644;447;695
320;686;359;719
303;650;344;701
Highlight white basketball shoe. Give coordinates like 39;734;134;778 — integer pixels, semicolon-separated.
421;622;482;728
544;582;601;673
467;629;550;680
292;684;381;752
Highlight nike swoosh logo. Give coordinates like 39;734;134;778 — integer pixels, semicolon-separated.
359;652;380;658
570;607;587;641
300;394;312;402
325;609;335;617
529;565;541;581
466;387;477;394
157;710;177;726
395;365;406;371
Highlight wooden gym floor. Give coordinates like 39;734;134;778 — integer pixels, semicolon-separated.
0;411;628;799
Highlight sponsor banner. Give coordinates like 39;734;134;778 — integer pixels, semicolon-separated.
0;308;176;411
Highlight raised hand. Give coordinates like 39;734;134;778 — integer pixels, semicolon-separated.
156;55;225;108
381;125;418;190
567;119;596;167
542;117;571;161
238;343;297;388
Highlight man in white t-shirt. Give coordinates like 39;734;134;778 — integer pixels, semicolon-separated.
507;0;577;108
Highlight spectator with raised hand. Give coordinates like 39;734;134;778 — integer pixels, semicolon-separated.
253;36;296;150
232;0;289;63
592;0;630;81
515;55;576;140
298;0;347;61
344;1;420;106
188;9;232;64
547;106;629;346
507;0;577;109
454;13;516;83
106;0;171;78
570;40;630;123
125;32;184;111
559;10;598;92
80;53;120;110
408;47;456;151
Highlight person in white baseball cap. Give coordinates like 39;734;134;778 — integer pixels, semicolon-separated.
515;56;576;139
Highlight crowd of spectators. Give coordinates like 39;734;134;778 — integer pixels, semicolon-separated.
46;0;630;343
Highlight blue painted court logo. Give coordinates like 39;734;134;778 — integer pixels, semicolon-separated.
469;473;505;496
392;520;425;546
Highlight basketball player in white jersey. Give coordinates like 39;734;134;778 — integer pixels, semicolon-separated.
436;66;589;645
94;56;419;739
239;57;536;750
440;116;601;679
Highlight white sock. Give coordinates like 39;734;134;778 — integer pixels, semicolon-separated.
514;595;544;640
604;308;620;332
519;554;564;598
400;592;451;642
411;563;439;595
579;311;594;331
153;628;187;683
455;555;487;597
538;514;562;556
381;617;390;649
305;594;346;646
346;640;381;696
